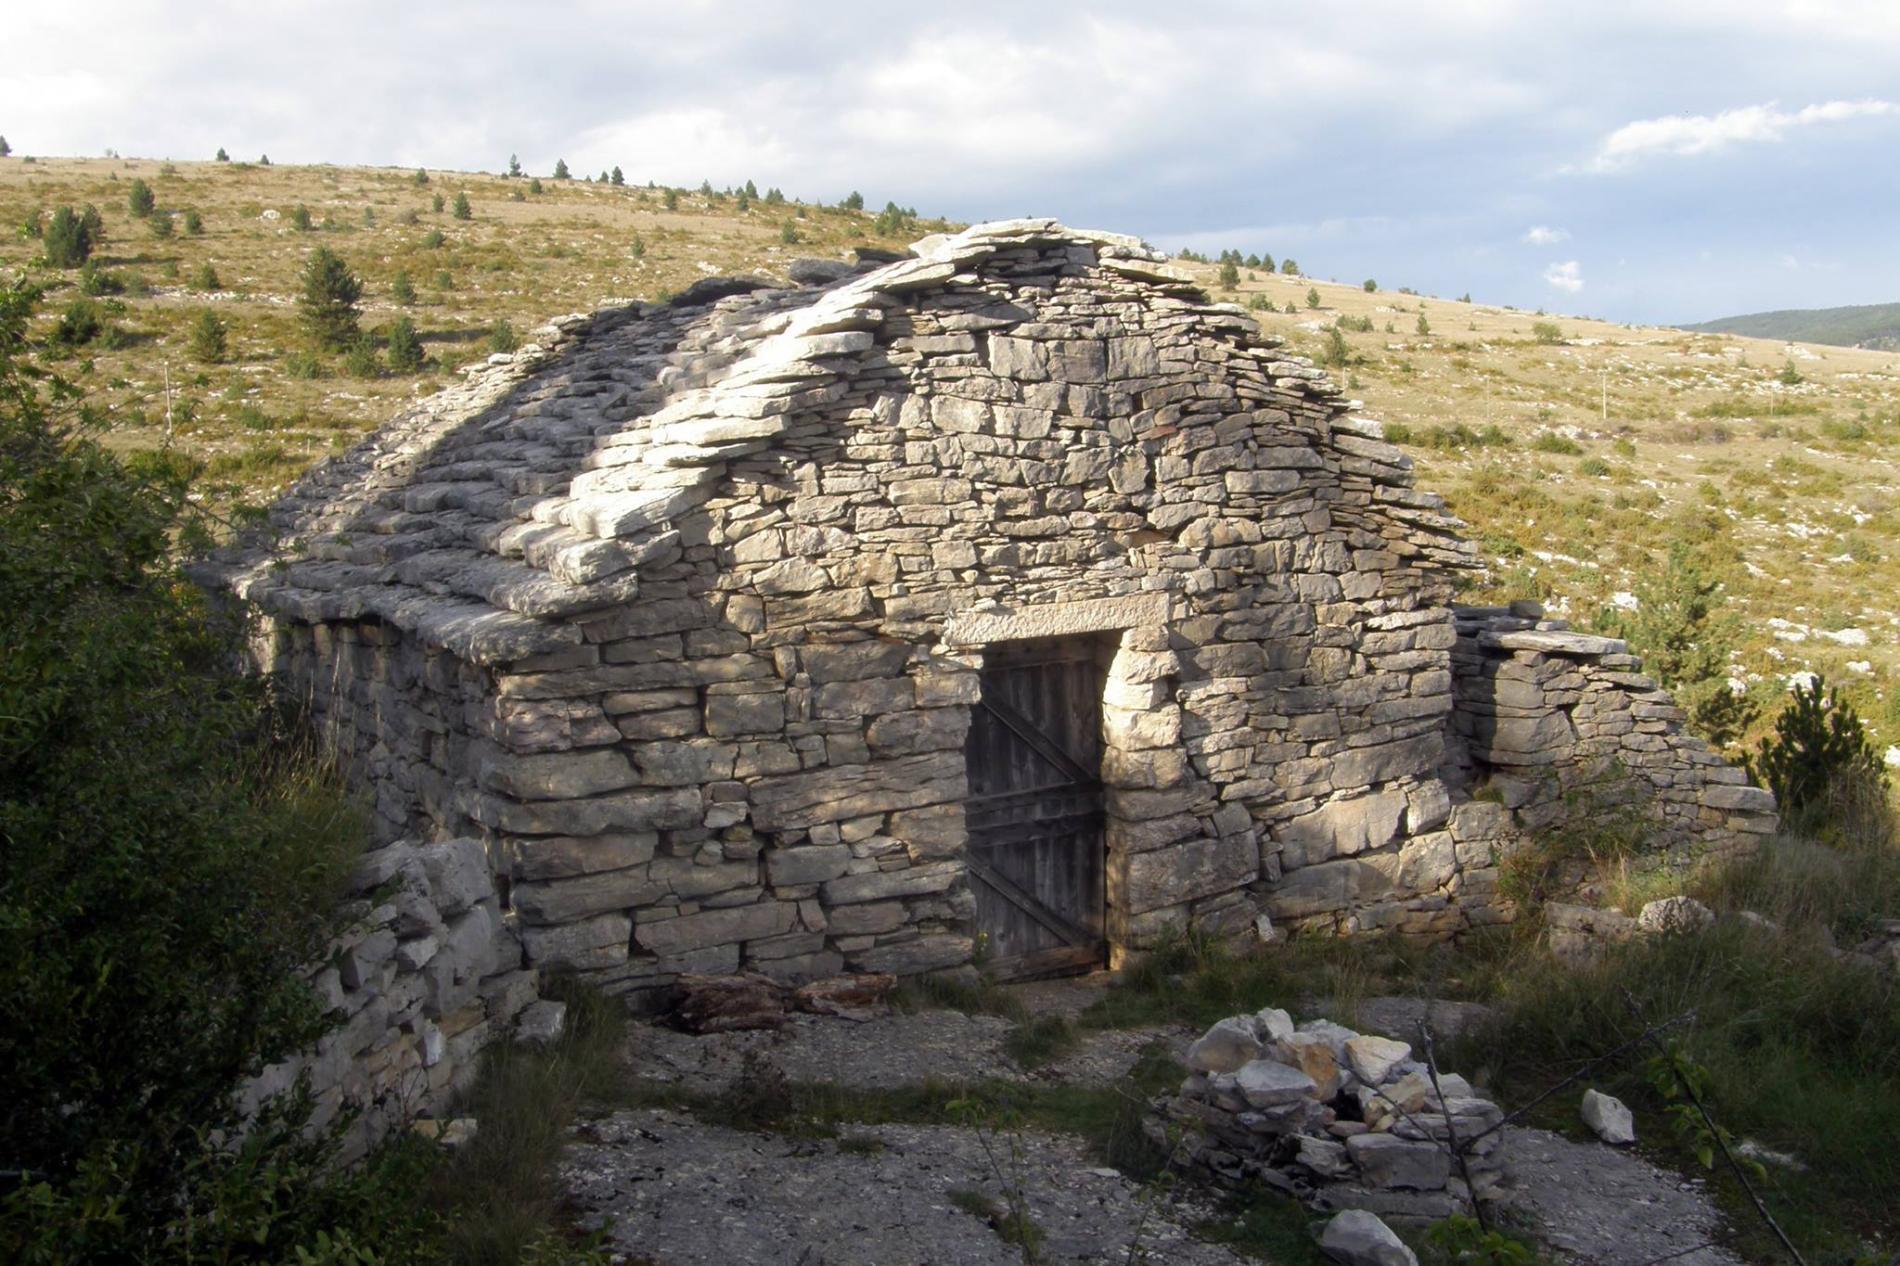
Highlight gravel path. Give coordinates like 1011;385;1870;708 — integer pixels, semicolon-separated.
563;1109;1251;1266
561;979;1745;1265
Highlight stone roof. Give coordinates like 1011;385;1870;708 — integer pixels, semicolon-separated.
201;219;1362;665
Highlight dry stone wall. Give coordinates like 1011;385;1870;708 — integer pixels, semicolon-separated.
205;221;1775;1010
238;837;548;1159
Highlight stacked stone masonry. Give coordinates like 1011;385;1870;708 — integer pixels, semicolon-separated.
238;837;547;1158
199;220;1776;1008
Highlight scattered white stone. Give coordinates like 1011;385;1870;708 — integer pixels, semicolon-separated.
1637;896;1715;935
1343;1035;1412;1085
414;1117;479;1149
1319;1209;1418;1266
1736;1139;1805;1172
1186;1017;1264;1073
1254;912;1284;944
1253;1006;1296;1043
1581;1089;1635;1145
1233;1058;1319;1107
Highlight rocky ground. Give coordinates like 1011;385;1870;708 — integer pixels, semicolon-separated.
558;977;1744;1264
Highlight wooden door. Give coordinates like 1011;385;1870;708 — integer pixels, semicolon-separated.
964;637;1107;980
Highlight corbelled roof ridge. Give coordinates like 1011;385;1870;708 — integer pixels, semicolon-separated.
200;220;1366;663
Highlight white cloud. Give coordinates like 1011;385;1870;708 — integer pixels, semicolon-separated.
1589;98;1896;169
1543;260;1584;292
1523;225;1569;245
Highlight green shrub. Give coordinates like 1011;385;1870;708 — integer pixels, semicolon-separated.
552;158;570;180
283;348;325;379
779;221;800;245
296;246;362;350
1362;278;1377;292
1218;260;1240;290
383;315;423;371
214;146;228;161
1528;432;1582;455
1752;677;1889;826
452;191;472;220
431;192;445;213
77;262;123;296
611;165;625;186
1597;541;1754;749
191;261;221;291
392;269;417;305
342;333;382;378
1578;456;1611;476
289;202;312;231
127;178;155;217
187;309;227;363
48;297;106;348
662;187;680;211
1306;286;1321;309
1415;311;1430;336
488;319;519;354
842;190;864;210
1531;320;1563;344
40;205;103;268
1281;257;1299;274
413;166;429;185
146;207;174;239
529;176;543;195
0;277;372;1253
182;208;203;235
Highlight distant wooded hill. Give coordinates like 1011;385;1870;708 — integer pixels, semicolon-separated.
1682;301;1900;350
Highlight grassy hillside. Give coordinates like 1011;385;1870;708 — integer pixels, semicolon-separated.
4;156;1897;761
1683;301;1900;351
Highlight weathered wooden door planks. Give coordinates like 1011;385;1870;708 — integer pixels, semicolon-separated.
964;637;1108;979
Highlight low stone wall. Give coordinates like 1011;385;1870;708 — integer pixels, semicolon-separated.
239;837;550;1159
1449;606;1777;855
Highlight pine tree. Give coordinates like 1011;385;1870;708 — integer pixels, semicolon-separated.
552;158;570;179
1415;312;1430;336
1281;258;1299;275
290;203;312;231
451;191;472;220
182;209;203;235
413;167;429;185
384;316;423;371
1363;279;1378;292
214;146;227;162
1261;253;1274;272
842;190;864;210
0;136;11;158
608;166;623;186
507;153;522;178
259;154;270;165
529;177;543;195
736;191;750;212
662;188;679;211
127;179;155;218
1306;286;1320;309
187;309;227;363
146;209;174;239
41;206;100;268
296;246;362;350
431;192;445;213
191;262;220;291
391;270;416;306
1218;260;1240;290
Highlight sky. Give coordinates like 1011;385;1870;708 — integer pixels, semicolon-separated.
6;1;1899;325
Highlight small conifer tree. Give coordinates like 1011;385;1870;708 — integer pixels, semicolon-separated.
842;190;864;210
1306;286;1321;309
507;153;522;178
452;192;471;220
1217;260;1240;290
736;191;750;212
1261;252;1274;272
146;208;174;239
1284;300;1299;315
1281;258;1299;274
41;206;100;268
182;208;203;235
391;270;416;305
552;158;570;179
0;136;11;158
1415;312;1431;336
214;146;228;161
259;153;270;165
779;221;800;245
529;177;543;194
662;188;679;211
187;309;227;363
190;262;220;291
1363;279;1377;292
127;179;155;218
290;203;312;231
431;192;445;214
383;316;423;371
611;166;625;186
296;246;363;350
414;167;429;185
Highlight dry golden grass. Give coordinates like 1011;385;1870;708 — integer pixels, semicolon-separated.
1189;263;1900;752
4;155;1894;752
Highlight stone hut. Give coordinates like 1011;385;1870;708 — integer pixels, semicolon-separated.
202;220;1775;1007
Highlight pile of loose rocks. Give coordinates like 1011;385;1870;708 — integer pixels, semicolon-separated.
1148;1008;1507;1224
